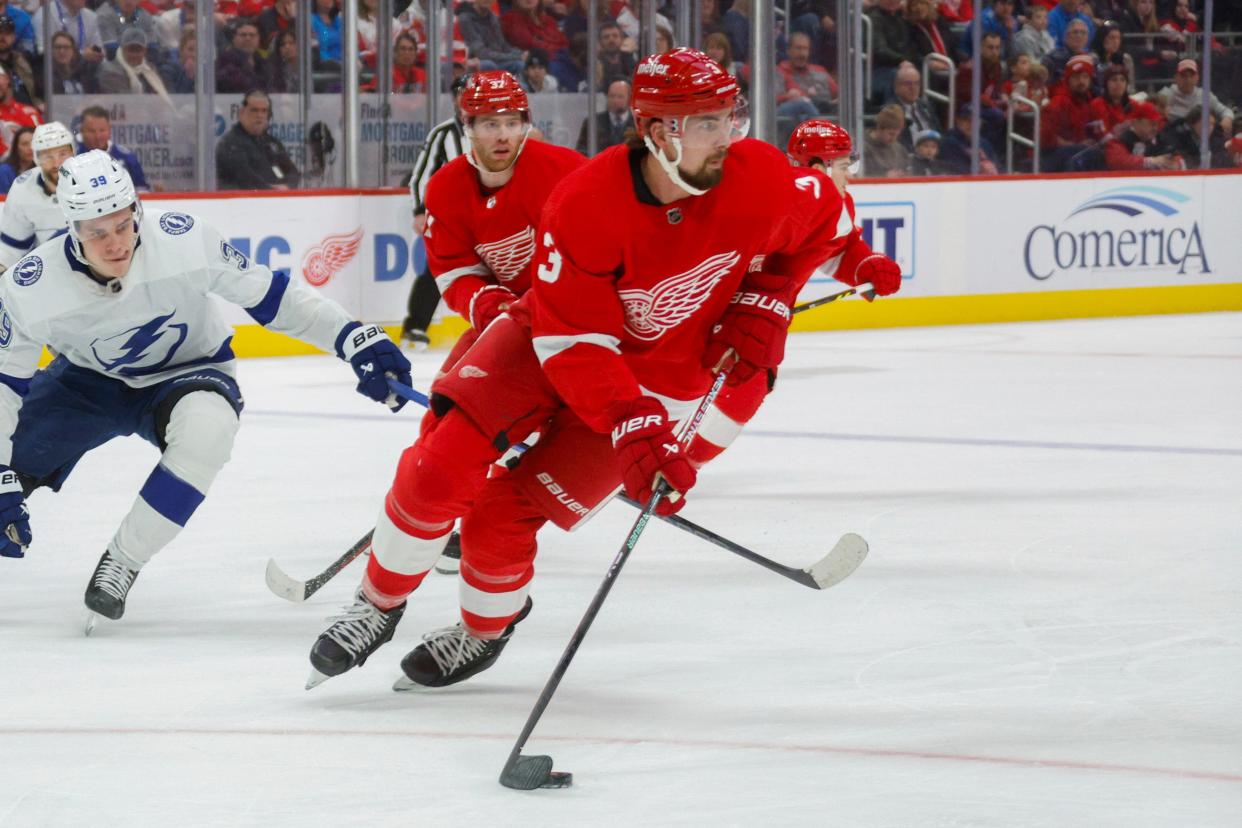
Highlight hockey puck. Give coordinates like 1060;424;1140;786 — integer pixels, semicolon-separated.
540;771;573;789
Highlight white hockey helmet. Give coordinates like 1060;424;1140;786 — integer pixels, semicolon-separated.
57;150;141;262
31;121;75;158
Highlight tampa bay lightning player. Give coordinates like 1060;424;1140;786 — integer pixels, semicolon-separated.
0;121;77;271
0;149;412;631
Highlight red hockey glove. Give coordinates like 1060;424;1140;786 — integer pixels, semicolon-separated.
852;254;902;299
702;274;793;385
611;397;697;516
469;285;518;332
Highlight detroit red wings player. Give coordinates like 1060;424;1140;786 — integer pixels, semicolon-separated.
304;49;883;692
687;118;902;467
422;72;585;370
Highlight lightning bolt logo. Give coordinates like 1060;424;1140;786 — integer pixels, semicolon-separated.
90;311;190;376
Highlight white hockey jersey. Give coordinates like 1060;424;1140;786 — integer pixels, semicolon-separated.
0;209;354;464
0;170;69;269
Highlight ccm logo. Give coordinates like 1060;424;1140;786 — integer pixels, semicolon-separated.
730;292;791;320
611;413;664;444
535;472;590;517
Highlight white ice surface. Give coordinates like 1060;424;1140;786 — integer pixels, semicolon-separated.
1;313;1240;827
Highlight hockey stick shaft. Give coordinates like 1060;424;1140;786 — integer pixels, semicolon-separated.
793;281;874;313
499;370;730;788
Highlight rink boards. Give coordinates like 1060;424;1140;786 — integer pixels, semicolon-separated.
4;169;1239;357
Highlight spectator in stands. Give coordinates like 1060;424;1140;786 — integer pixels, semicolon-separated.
1047;0;1094;49
868;0;916;104
906;0;952;64
1040;55;1096;171
787;1;836;69
76;105;148;191
892;61;939;149
939;104;1001;173
502;0;568;55
1103;100;1179;169
863;104;911;177
779;31;836;112
258;0;297;50
1089;64;1133;136
32;0;103;62
656;23;675;55
1158;60;1234;138
1092;23;1134;90
1225;134;1242;168
0;66;40;140
721;0;750;63
458;0;525;78
1012;60;1050;109
0;16;38;109
561;0;614;42
956;32;1008;149
217;19;267;94
703;31;741;77
1161;0;1200;39
216;89;301;191
960;0;1019;59
160;25;196;93
311;0;343;65
521;49;558;94
0;125;33;194
263;29;300;93
154;0;197;55
1044;18;1091;86
1118;0;1179;83
576;78;632;155
551;31;590;92
908;128;948;175
362;31;423;93
0;1;34;56
98;0;160;62
99;27;171;101
616;0;673;47
1012;4;1054;62
48;30;99;94
1160;104;1231;169
597;21;636;91
936;0;973;25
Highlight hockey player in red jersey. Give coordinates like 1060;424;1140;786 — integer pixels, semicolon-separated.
305;50;894;691
417;70;584;573
686;118;902;467
423;71;585;372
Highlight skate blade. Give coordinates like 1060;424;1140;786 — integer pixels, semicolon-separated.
84;612;100;637
305;668;333;690
433;562;460;575
392;674;433;692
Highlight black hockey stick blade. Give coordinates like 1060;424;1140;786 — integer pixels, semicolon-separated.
499;753;573;790
264;530;374;602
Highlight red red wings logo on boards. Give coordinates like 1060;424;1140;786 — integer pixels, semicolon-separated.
474;226;536;283
618;250;741;341
302;227;364;287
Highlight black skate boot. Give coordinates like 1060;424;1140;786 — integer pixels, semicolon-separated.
84;551;141;622
393;597;533;691
307;591;405;689
433;531;461;575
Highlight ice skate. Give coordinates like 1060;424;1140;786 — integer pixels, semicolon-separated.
306;591;405;689
83;550;141;631
393;597;532;691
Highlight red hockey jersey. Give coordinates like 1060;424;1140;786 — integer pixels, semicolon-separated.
526;139;856;433
422;139;586;322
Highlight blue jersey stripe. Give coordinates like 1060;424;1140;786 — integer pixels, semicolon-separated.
246;269;290;326
138;464;205;527
0;232;35;251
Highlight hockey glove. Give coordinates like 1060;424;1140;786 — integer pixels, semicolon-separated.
850;254;902;299
469;285;518;332
337;322;414;412
703;273;794;385
0;466;31;558
611;397;697;516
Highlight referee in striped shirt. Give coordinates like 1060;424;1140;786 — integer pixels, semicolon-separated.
402;73;472;348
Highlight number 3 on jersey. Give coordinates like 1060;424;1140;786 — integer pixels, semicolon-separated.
537;232;562;284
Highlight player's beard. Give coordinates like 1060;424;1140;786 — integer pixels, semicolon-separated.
679;150;727;191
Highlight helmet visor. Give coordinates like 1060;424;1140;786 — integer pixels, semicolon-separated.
676;99;749;149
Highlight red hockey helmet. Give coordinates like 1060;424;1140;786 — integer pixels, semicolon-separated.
787;119;854;166
459;70;530;120
631;47;740;135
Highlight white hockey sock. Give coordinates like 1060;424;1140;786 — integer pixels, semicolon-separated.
109;391;239;567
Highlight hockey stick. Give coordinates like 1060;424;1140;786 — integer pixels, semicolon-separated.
498;370;730;791
618;496;867;590
263;281;873;603
264;530;373;603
